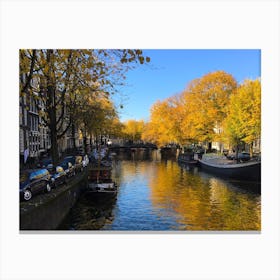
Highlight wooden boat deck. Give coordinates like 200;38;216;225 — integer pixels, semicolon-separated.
200;155;260;167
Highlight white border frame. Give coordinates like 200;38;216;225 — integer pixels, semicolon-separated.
1;1;280;279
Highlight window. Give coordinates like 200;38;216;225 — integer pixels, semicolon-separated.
19;107;22;125
24;109;27;125
30;117;33;131
19;129;24;153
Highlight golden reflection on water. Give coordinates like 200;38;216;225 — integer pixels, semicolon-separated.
148;160;261;230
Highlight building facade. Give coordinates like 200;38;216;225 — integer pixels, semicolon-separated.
19;76;50;167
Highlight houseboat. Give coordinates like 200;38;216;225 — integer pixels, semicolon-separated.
198;158;261;181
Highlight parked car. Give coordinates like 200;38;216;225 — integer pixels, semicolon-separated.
20;169;52;201
59;161;76;178
46;163;54;172
238;152;251;161
227;152;251;161
50;166;67;187
37;158;52;168
63;155;84;173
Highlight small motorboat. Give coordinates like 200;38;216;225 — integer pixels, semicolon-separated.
88;179;118;194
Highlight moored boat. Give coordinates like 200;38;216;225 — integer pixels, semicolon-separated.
198;158;261;181
88;179;118;194
87;164;117;195
178;153;198;165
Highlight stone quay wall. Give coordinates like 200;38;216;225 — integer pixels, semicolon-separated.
20;171;88;230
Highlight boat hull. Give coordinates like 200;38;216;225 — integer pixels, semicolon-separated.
198;159;261;181
88;181;117;194
178;158;198;165
178;153;198;166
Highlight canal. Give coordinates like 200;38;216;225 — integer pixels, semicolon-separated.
59;150;261;231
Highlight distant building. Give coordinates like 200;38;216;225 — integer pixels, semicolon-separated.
19;94;30;165
211;122;261;154
211;123;227;152
19;76;50;167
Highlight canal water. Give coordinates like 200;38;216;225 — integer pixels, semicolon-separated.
61;150;261;231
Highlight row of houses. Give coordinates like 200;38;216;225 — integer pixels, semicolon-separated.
19;78;83;167
19;94;116;167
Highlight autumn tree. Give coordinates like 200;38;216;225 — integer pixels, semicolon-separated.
224;78;261;157
169;93;193;145
122;119;144;143
142;71;237;149
179;71;237;147
142;98;181;147
19;49;150;164
85;95;120;147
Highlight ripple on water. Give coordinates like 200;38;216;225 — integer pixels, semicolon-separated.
65;152;261;231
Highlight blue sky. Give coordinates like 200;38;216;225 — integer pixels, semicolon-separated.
115;49;261;122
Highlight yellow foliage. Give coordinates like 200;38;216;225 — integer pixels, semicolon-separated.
122;119;144;141
224;78;261;146
182;71;237;143
143;71;237;146
141;99;180;146
142;72;261;150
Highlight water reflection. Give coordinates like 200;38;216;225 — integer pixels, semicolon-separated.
103;150;261;231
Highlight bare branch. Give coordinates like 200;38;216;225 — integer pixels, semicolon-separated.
57;120;72;139
21;49;37;94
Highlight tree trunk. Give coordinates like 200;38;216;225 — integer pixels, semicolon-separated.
90;135;93;150
71;122;76;149
48;87;59;165
83;127;87;153
50;120;59;165
250;142;253;157
47;49;59;166
235;144;239;163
